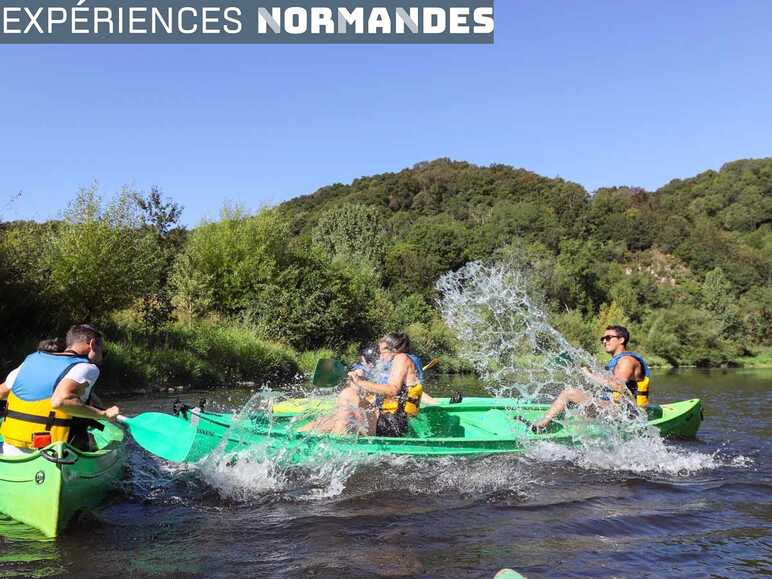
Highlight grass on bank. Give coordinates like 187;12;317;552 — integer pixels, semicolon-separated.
99;321;302;393
736;347;772;368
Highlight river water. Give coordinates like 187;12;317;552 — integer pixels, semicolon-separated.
0;368;769;578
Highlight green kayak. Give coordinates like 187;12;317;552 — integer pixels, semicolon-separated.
0;420;126;538
172;397;703;464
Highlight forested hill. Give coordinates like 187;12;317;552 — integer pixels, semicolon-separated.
277;157;771;364
280;157;770;291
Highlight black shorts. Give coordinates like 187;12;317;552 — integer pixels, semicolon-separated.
376;412;408;437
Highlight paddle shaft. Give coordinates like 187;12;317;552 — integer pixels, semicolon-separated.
422;358;439;371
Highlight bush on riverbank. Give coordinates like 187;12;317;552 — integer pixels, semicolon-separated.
98;321;301;393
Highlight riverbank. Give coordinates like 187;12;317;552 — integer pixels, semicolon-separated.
2;322;769;394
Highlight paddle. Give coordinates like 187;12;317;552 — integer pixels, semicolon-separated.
117;412;196;462
311;358;348;387
422;357;440;372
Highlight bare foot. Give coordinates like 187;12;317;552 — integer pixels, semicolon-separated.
531;416;551;431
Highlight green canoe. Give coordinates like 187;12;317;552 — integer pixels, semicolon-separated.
0;421;126;538
172;397;703;464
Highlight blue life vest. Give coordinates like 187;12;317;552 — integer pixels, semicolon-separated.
606;351;651;405
606;351;650;378
12;352;91;402
0;352;91;449
371;354;424;412
372;354;423;384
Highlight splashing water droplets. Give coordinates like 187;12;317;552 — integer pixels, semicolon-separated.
437;261;595;401
437;260;745;476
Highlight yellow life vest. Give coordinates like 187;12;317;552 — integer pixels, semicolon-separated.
0;352;87;449
380;383;423;417
606;352;651;408
1;391;73;449
634;376;650;407
611;376;651;408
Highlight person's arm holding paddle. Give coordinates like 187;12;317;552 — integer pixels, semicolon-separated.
350;353;408;397
581;357;637;398
51;379;119;422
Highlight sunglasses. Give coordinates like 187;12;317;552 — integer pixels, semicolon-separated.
600;335;620;343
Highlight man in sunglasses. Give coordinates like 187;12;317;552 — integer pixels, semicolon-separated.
532;325;651;429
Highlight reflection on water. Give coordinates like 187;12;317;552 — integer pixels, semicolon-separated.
0;515;63;578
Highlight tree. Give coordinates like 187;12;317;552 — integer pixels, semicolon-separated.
311;203;387;267
181;207;291;316
42;185;162;324
169;253;214;328
700;267;741;339
132;187;186;334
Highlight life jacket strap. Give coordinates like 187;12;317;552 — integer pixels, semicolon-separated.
4;409;73;429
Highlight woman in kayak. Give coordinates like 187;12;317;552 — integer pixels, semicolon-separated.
300;333;424;436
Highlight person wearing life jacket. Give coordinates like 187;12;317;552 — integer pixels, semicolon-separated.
348;333;424;437
0;324;120;455
532;325;650;430
300;333;424;437
352;343;439;408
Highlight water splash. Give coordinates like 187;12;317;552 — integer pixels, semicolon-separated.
437;261;597;401
437;260;739;476
195;389;368;502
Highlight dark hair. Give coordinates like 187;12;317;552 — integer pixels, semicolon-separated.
606;325;630;346
37;338;65;353
359;344;378;365
66;324;103;348
379;332;411;354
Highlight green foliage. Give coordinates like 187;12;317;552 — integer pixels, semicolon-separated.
383;241;443;297
391;293;435;329
245;255;377;350
169;253;214;327
312;203;386;267
404;319;470;372
549;309;595;353
295;349;336;375
132;187;185;334
100;321;299;390
180;207;291;316
43;186;163;325
2;157;770;378
643;304;737;366
700;267;742;339
737;285;772;344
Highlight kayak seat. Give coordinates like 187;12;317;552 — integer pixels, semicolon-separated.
407;407;464;438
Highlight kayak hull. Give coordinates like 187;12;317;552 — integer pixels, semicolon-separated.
178;397;703;463
0;421;126;538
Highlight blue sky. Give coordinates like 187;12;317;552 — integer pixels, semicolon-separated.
1;1;770;226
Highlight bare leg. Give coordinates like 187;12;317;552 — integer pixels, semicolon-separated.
532;388;591;429
329;385;364;435
297;414;337;433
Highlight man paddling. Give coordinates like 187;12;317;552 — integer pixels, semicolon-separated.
0;324;119;455
532;325;651;429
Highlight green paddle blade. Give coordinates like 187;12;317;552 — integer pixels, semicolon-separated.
118;412;196;462
311;358;347;387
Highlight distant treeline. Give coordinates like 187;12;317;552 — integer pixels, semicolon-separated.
1;158;770;389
